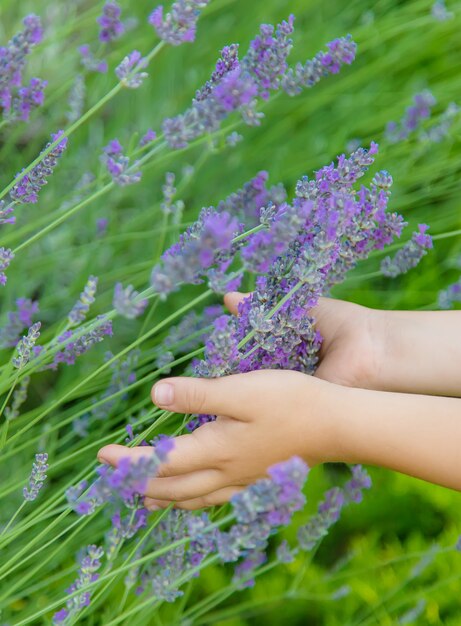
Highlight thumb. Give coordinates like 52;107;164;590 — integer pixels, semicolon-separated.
224;292;252;316
151;371;271;420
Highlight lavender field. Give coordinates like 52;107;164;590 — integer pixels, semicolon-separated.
0;0;461;624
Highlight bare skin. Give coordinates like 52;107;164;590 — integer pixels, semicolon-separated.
98;293;461;510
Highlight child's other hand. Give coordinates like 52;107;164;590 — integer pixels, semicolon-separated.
98;371;343;510
225;292;387;390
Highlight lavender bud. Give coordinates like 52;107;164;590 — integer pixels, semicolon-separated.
381;224;433;277
23;452;48;501
13;322;41;368
5;376;30;420
385;90;436;143
0;247;14;285
98;2;125;43
115;50;148;89
113;283;148;319
149;1;210;46
68;276;98;326
79;45;108;74
431;0;453;21
101;138;141;185
438;275;461;309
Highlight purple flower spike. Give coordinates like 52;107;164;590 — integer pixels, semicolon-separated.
101;138;141;185
381;224;433;277
113;283;148;319
10;130;68;205
149;0;210;46
115;50;148;89
0;14;45;122
98;2;125;43
23;452;48;501
0;247;14;286
438;275;461;309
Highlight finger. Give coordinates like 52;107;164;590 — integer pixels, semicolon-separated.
151;370;282;420
98;428;226;477
144;469;225;501
224;292;251;316
145;486;243;511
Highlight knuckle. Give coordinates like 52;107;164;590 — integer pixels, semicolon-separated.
185;383;207;414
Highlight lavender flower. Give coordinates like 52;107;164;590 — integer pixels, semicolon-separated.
115;50;148;89
10;130;68;204
431;0;453;21
5;376;30;420
282;35;356;96
0;247;14;285
381;224;433;277
162;305;223;355
0;200;16;225
190;143;403;400
438;276;461;309
23;452;48;501
0;298;38;348
96;217;109;237
79;45;108;74
162;22;357;149
101;138;141;185
68;276;98;326
10;76;47;122
52;545;104;624
0;14;45;121
68;440;172;515
113;283;148;319
13;322;41;368
150;208;239;296
36;316;112;371
343;464;372;503
386;91;436;143
149;0;210;46
297;465;371;550
98;2;125;43
139;128;157;147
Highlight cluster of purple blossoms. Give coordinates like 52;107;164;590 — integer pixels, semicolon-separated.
115;50;148;89
432;0;454;21
23;452;48;501
122;457;308;600
162;17;356;149
68;276;98;326
10;130;68;204
5;375;30;421
113;283;148;319
149;0;210;46
139;128;157;147
297;465;371;550
52;545;104;625
79;45;108;74
73;351;139;437
34;316;113;371
381;224;433;278
98;2;125;43
0;247;14;286
282;34;356;96
188;145;405;421
385;90;436;143
13;322;41;368
0;14;46;122
150;208;240;296
438;276;461;309
101;139;142;186
0;297;38;348
67;438;173;515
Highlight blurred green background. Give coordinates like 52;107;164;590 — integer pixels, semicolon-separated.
1;0;461;624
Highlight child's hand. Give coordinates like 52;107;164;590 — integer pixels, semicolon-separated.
225;292;387;389
98;371;342;510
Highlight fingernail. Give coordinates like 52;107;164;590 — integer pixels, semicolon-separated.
97;456;110;465
154;382;174;406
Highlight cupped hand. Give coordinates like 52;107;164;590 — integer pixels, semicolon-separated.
224;292;388;389
98;370;343;511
